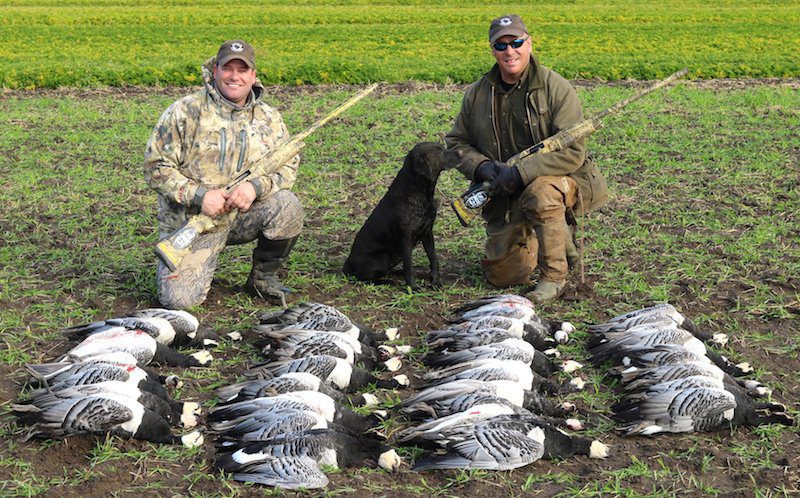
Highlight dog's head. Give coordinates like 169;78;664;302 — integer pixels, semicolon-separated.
406;142;463;181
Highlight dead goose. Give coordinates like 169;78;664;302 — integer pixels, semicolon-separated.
25;381;200;428
398;379;572;420
63;316;176;346
612;378;793;435
25;352;180;399
452;294;535;313
214;428;401;489
12;390;202;447
410;413;608;470
422;359;564;394
448;301;536;324
604;345;752;378
427;315;560;352
63;328;213;367
422;338;556;376
208;390;381;436
256;302;398;346
127;308;221;347
212;407;333;442
619;362;770;397
259;330;397;371
215;372;378;407
244;355;409;393
589;304;727;347
589;321;746;376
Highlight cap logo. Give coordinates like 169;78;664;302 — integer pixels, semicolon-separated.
499;17;512;26
230;42;244;53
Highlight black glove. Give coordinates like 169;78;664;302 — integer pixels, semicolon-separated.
488;165;524;197
474;160;504;183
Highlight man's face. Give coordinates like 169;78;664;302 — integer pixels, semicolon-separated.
492;34;531;83
213;59;256;105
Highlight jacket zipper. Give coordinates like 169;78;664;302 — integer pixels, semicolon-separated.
490;85;511;222
218;128;227;173
490;86;501;160
525;91;538;143
236;129;248;172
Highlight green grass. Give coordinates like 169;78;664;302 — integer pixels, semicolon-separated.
1;0;799;88
0;81;798;495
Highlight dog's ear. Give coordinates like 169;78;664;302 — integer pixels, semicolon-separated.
402;150;414;172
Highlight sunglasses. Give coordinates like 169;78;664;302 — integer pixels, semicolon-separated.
493;37;528;51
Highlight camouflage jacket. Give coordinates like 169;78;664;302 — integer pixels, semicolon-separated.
445;56;608;217
144;57;299;232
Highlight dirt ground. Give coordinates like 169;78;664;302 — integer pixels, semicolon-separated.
0;79;798;497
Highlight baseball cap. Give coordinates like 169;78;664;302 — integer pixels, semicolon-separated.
216;40;255;69
489;14;528;45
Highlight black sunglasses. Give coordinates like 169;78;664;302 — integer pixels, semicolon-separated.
493;37;528;51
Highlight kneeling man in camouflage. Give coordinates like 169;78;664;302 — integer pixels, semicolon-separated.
446;15;609;303
144;40;303;309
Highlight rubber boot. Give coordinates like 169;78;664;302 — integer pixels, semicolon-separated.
526;219;568;304
245;235;298;307
527;279;568;304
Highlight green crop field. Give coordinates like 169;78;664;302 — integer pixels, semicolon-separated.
1;0;799;88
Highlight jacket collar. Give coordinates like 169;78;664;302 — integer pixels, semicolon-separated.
486;55;544;92
200;56;265;110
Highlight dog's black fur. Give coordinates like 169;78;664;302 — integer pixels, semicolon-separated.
343;142;462;289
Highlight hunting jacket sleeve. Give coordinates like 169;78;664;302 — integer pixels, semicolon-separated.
143;98;203;207
445;82;492;181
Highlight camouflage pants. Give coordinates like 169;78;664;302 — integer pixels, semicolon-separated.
157;190;304;309
482;175;578;287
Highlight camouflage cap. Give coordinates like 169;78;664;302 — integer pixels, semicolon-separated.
489;14;528;45
216;40;255;69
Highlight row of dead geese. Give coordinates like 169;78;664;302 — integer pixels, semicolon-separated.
12;299;792;489
394;294;610;471
588;304;793;435
13;309;215;446
210;302;407;489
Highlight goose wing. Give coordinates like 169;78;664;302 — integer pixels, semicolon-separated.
258;302;346;325
64;329;156;365
451;295;534;314
589;304;682;333
129;308;199;336
231;456;328;489
213;409;326;439
426;328;517;352
616;387;735;435
413;424;544;471
424;341;533;367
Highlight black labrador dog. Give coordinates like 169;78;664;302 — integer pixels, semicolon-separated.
343;142;462;289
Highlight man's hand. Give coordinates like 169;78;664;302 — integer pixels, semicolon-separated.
488;165;524;197
201;189;228;217
474;160;504;183
224;182;257;212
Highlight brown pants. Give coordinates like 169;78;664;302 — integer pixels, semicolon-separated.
483;176;578;288
157;190;304;309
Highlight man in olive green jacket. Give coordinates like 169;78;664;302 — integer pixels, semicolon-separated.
446;14;608;303
144;40;303;309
